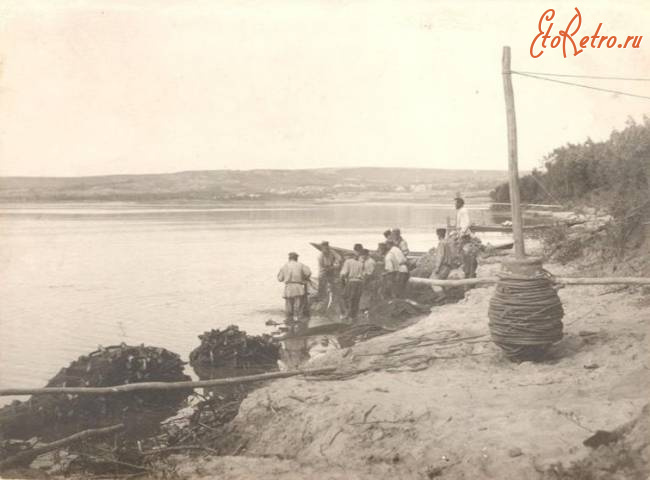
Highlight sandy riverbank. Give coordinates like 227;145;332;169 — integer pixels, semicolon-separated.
154;259;649;479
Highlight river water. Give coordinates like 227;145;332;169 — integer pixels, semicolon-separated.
0;202;506;398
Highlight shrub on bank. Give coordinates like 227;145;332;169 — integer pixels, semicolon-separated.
492;117;650;258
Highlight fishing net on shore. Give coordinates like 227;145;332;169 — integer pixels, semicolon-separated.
410;249;438;278
189;325;280;372
0;344;190;441
364;298;432;330
336;323;396;348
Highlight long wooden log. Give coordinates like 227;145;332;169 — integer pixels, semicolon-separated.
490;202;563;209
470;222;584;233
409;277;499;287
0;423;124;470
555;277;650;286
0;368;336;397
409;276;650;287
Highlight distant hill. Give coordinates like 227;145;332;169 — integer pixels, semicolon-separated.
0;168;508;202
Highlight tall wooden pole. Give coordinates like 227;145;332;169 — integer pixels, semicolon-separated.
502;46;525;258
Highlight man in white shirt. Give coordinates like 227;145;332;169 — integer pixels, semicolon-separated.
454;194;479;279
382;241;409;298
454;193;471;236
391;228;410;256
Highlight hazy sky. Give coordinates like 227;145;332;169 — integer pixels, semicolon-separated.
0;0;648;177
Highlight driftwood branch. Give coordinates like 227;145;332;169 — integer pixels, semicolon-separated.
0;423;124;470
409;276;650;288
0;368;336;397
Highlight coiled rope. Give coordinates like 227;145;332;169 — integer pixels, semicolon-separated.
488;270;564;361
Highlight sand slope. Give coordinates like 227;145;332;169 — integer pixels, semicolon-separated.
170;263;650;479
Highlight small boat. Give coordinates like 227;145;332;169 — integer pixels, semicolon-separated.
310;240;514;260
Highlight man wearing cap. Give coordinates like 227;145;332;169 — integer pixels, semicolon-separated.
454;193;472;236
391;228;410;256
317;241;343;303
359;248;377;315
432;227;454;280
383;240;410;298
454;194;479;279
340;250;364;321
360;248;376;279
277;252;312;328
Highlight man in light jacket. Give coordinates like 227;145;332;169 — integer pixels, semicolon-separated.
277;252;312;328
340;251;364;321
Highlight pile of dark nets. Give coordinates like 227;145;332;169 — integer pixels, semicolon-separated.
0;344;191;441
189;325;280;371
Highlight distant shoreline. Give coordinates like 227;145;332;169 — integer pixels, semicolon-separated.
0;167;508;204
0;194;493;206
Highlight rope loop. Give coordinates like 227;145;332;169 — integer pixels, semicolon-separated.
488;271;564;361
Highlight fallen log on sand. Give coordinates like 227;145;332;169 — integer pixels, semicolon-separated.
554;277;650;286
0;368;336;397
409;276;650;287
0;423;124;470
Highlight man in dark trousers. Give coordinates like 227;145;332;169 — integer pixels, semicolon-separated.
317;241;342;303
432;228;454;280
340;251;364;321
454;193;478;279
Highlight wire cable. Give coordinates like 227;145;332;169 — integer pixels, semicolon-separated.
488;271;564;361
512;71;650;82
512;71;650;101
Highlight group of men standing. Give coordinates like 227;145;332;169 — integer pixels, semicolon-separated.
277;227;411;329
277;193;479;329
317;241;379;321
378;229;410;299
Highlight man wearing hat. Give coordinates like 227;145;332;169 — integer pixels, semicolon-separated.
391;228;410;256
454;193;479;279
277;252;312;328
359;248;377;316
454;193;471;236
432;227;454;280
317;241;342;304
339;250;364;321
382;240;409;298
